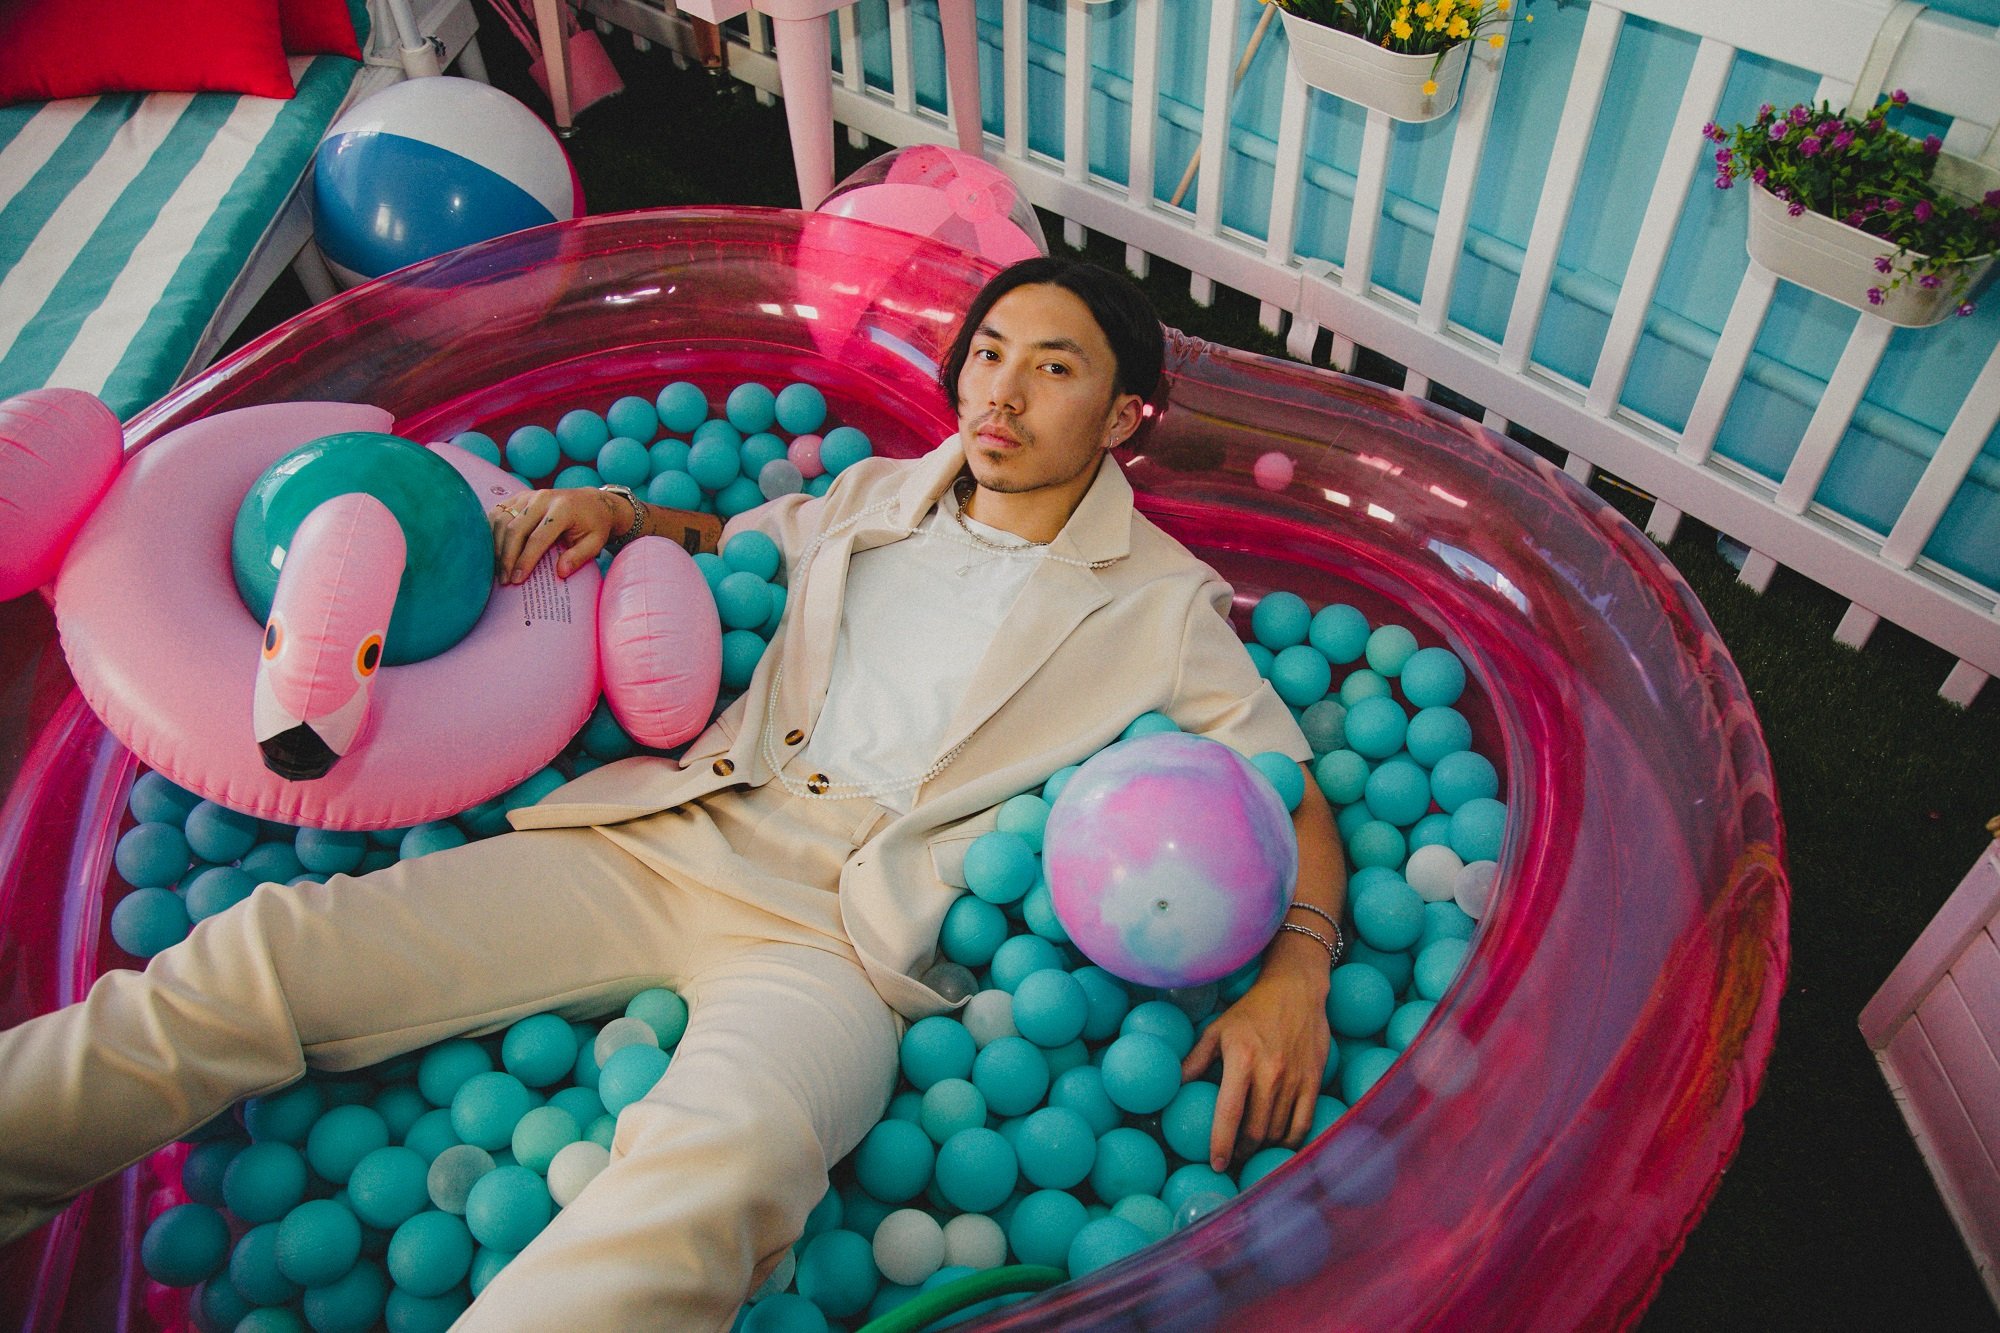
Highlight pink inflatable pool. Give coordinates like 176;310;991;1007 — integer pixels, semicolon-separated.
0;208;1786;1332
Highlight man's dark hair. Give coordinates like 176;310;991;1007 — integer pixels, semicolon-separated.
938;256;1164;409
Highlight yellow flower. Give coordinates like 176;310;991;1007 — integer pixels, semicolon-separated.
1448;15;1469;36
1391;18;1414;38
1488;32;1504;45
1415;1;1431;14
1422;79;1440;95
1496;0;1511;9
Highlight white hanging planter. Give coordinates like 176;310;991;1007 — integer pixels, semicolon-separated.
1745;155;2000;329
1276;10;1470;123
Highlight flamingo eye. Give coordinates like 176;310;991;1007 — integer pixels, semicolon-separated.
262;619;284;660
355;634;384;678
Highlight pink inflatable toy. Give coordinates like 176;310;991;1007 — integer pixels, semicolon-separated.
0;210;1785;1333
817;144;1047;267
1044;732;1298;989
0;389;122;603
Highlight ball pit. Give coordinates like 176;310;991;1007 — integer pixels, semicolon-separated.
0;211;1786;1332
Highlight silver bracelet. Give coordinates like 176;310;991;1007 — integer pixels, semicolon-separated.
600;484;648;554
1276;922;1339;966
1286;902;1347;963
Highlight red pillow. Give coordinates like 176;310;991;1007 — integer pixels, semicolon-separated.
280;0;362;59
0;0;296;106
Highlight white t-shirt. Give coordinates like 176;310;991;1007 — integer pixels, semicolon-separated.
800;487;1044;813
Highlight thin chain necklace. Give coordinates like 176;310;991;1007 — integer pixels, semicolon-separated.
947;476;1120;571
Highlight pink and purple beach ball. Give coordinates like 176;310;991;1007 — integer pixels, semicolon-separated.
1043;732;1297;989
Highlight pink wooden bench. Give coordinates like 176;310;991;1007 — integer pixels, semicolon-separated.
1861;835;2000;1310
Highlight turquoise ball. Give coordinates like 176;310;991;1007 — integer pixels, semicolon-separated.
818;426;872;475
1408;811;1455;852
722;530;783;580
1071;967;1132;1043
995;792;1052;851
510;1106;580;1174
972;1036;1049;1117
450;1072;531;1151
597;437;652;488
1338;668;1391;706
384;1286;470;1333
1449;797;1507;862
1269;644;1331;707
1364;624;1419;675
1162;1162;1238;1214
1090;1126;1167;1204
1308;603;1370;663
307;1104;390;1185
1430;750;1500;813
116;821;192;887
655;381;708;434
245;1080;325;1145
295;827;367;875
1420;900;1477;948
469;1245;511;1296
302;1258;388;1333
1015;1107;1096;1190
596;1043;671;1115
721;628;766;690
233;433;491;666
776;382;829;435
399;822;467;860
692;417;743;452
715;571;774;631
934;1128;1017;1213
1339;1044;1399;1104
1098;1032;1180;1115
464;1165;552;1253
1400;646;1467;707
918;1078;987;1145
741;1291;832;1332
856;1119;937;1203
1008;1189;1088;1267
1347;819;1408;870
647;468;703;511
504;425;559;479
273;1197;362;1288
900;1015;977;1090
805;473;834;497
1342;696;1408;760
197;1272;254;1330
223;1141;309;1224
1386;998;1436;1051
181;1138;242;1207
551;463;601;489
1312;749;1369;805
1351;877;1424;952
1250;591;1311;650
1113;1194;1174;1242
1327;963;1395;1038
648;438;691;476
110;887;190;957
1299;700;1347;754
1050;1065;1120;1138
1011;969;1088;1049
1347;939;1414;997
1120;1000;1196;1061
417;1039;493;1108
128;770;200;826
1068;1215;1150;1278
1250;750;1307;812
726;382;779;434
579;697;636;761
939;895;1009;968
740;431;788;477
687;436;742;491
229;1222;302;1306
556;409;610;462
1363;759;1431;828
1239;1145;1294;1190
606;395;659;444
182;867;255;924
1041;764;1081;803
142;1202;230;1286
988;935;1065;994
1414;937;1472;1001
547;1085;605;1129
448;430;501;465
721;477;767;517
233;1307;307;1333
1406;707;1473;768
796;1228;878;1319
625;988;690;1047
346;1146;429;1230
1162;1081;1219;1163
1120;711;1180;740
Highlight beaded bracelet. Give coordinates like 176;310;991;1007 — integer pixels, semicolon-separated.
1276;922;1340;966
1285;902;1347;963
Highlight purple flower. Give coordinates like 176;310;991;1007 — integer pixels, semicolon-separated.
1769;122;1790;141
1789;105;1811;126
1867;287;1885;304
1800;136;1822;157
1817;120;1838;136
1753;166;1769;185
1914;200;1933;222
1890;89;1909;105
1923;134;1942;155
1714;174;1734;190
1958;303;1976;317
1845;211;1865;226
1920;274;1942;289
1715;148;1733;165
1757;102;1774;120
1986;190;2000;207
1702;121;1721;141
1883;199;1902;213
1873;256;1893;273
1833;129;1855;150
1788;201;1805;217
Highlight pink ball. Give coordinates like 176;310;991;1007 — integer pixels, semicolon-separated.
1043;732;1298;988
1253;451;1295;492
788;434;825;479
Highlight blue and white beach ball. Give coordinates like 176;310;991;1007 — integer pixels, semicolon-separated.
312;77;580;288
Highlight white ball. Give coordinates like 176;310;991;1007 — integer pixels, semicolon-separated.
1454;859;1498;919
1404;844;1465;903
594;1015;661;1066
873;1208;947;1287
942;1213;1007;1271
547;1140;611;1207
961;989;1017;1049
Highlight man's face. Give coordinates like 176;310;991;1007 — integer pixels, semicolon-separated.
955;283;1143;500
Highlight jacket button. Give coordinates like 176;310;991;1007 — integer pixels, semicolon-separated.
712;758;735;776
806;773;830;794
784;729;805;746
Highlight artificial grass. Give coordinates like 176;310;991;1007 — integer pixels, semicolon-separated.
233;18;2000;1328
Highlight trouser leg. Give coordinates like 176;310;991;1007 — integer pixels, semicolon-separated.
459;939;898;1333
0;826;700;1246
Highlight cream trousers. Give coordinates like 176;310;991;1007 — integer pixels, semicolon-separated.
0;784;901;1331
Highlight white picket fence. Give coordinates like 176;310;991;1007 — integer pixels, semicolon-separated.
582;0;2000;706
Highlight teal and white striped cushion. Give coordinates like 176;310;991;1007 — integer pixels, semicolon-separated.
0;51;357;421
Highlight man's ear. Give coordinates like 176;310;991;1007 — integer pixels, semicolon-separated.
1104;393;1146;451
